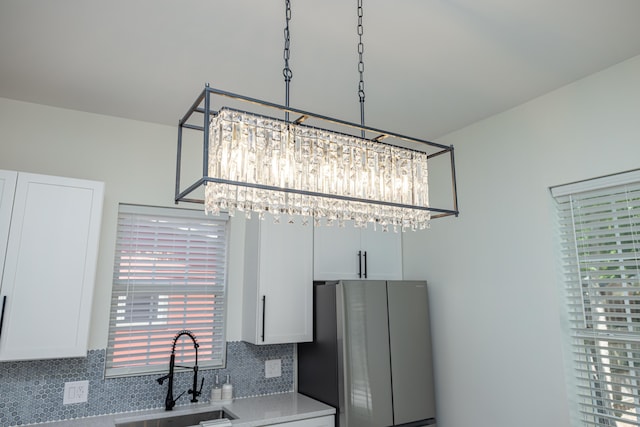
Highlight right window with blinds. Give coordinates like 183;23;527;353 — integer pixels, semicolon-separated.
552;170;640;427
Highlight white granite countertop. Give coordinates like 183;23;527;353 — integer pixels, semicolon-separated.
24;393;335;427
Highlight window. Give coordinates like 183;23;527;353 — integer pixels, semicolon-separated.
553;170;640;427
105;204;229;378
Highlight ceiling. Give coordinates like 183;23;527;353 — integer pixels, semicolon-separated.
2;0;640;139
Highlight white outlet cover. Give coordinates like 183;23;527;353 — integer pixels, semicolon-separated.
63;380;89;404
265;359;282;378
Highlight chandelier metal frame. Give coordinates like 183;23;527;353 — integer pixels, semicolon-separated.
174;84;459;221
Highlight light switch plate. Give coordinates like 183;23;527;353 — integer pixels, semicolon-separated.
63;380;89;404
265;359;282;378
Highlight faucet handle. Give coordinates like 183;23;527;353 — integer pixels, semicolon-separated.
165;390;184;411
189;377;205;400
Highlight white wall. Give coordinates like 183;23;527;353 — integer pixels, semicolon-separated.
0;98;247;346
403;54;640;427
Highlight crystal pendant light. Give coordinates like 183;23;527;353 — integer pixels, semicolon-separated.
174;2;459;232
205;108;432;231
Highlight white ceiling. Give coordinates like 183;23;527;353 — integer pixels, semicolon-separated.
1;0;640;139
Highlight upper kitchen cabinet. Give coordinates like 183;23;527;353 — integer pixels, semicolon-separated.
313;222;402;281
0;171;18;284
242;216;313;345
0;170;104;361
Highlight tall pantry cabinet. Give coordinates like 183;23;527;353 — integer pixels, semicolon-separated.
0;170;104;361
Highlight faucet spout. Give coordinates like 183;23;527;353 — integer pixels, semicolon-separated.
157;330;202;410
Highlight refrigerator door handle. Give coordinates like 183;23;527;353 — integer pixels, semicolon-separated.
358;251;363;278
0;295;6;341
363;251;368;278
261;295;266;342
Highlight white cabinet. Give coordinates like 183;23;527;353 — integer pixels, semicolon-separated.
242;216;313;345
0;170;104;361
263;415;334;427
313;222;402;280
0;171;17;286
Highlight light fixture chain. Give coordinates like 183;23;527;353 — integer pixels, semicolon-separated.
357;0;366;137
283;0;293;122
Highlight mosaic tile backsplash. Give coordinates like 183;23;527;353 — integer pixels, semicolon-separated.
0;341;294;426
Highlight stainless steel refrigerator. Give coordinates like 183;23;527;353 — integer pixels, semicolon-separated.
298;280;436;427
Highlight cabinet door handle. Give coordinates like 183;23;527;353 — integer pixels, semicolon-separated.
358;251;362;278
0;296;6;340
363;251;368;279
261;295;266;342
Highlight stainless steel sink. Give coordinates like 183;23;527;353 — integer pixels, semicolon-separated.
115;409;235;427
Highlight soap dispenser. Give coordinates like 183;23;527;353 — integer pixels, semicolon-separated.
221;374;233;401
211;374;222;403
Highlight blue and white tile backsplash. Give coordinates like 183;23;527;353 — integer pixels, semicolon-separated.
0;341;294;426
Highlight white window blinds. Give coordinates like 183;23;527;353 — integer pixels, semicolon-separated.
105;204;229;378
553;171;640;426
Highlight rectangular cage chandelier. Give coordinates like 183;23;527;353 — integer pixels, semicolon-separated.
175;85;459;232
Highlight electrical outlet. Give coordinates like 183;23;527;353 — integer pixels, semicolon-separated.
265;359;282;378
63;380;89;404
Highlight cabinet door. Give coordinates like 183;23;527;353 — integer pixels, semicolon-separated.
243;217;313;344
314;222;402;281
313;223;361;280
260;219;313;344
0;173;104;361
360;228;402;280
0;170;17;285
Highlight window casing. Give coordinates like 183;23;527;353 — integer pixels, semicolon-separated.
105;204;229;378
553;170;640;426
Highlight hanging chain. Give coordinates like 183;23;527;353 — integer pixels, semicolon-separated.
283;0;293;123
357;0;366;137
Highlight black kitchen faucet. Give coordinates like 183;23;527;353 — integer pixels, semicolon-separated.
156;330;204;410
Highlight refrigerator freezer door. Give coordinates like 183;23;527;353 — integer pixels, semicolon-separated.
298;284;341;409
340;281;394;427
387;281;437;424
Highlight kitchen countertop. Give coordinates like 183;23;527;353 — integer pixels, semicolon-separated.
24;393;335;427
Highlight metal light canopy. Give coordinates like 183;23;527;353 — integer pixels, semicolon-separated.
175;85;459;231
